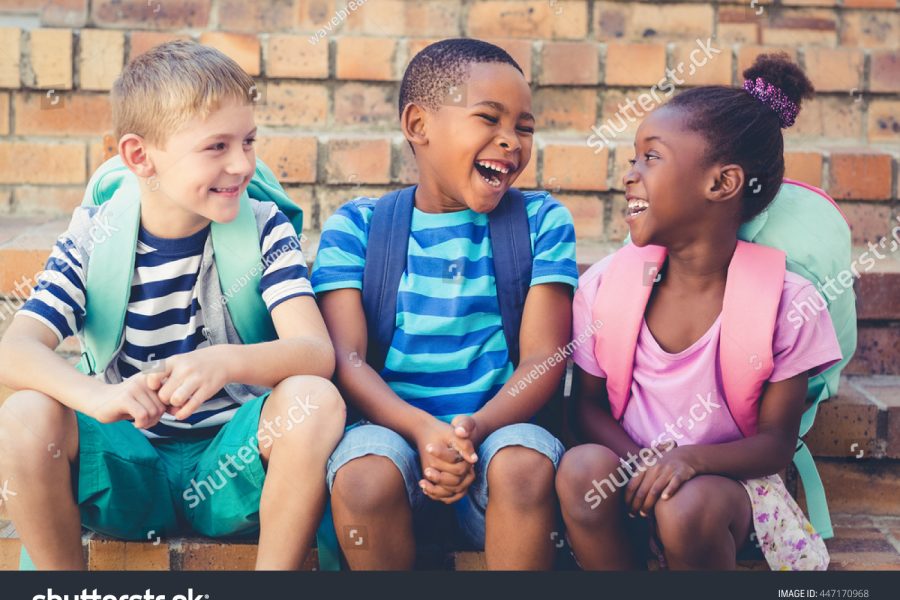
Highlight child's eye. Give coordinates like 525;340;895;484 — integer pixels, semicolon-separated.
628;158;637;166
517;125;534;134
645;152;658;161
244;137;256;147
208;142;227;151
477;113;499;124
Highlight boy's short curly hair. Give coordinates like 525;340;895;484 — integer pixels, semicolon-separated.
111;40;256;147
398;38;524;118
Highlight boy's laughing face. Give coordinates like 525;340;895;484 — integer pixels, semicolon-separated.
126;99;257;235
407;62;534;214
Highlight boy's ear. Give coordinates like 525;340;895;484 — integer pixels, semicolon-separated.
118;134;156;179
400;103;429;150
706;163;744;204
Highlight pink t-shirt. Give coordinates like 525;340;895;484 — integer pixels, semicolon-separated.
571;254;843;448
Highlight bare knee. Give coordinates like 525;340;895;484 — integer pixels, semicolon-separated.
332;455;407;517
556;444;623;525
487;446;555;509
266;375;346;436
0;390;77;471
654;476;736;553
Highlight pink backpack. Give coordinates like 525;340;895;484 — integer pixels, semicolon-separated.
591;240;786;438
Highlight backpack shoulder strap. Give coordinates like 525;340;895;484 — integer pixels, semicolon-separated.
362;186;415;372
487;188;533;366
719;240;786;437
81;188;141;375
593;243;667;419
209;194;277;345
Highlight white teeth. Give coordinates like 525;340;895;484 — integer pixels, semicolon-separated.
481;174;501;188
627;199;649;210
476;160;510;174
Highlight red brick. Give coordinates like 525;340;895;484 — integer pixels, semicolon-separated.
867;100;900;143
28;28;73;90
88;537;170;570
839;203;893;245
467;1;589;40
841;11;900;48
737;46;798;80
479;38;533;83
128;32;192;61
296;0;344;32
761;8;838;46
533;88;597;132
804;47;863;93
0;28;21;88
557;194;604;240
870;50;900;93
829;152;892;201
217;0;297;33
395;139;418;185
803;386;880;459
336;37;397;81
39;0;88;27
784;151;823;188
797;459;900;516
256;136;317;184
604;43;666;86
542;143;608;192
12;186;83;217
540;42;598;85
846;324;900;376
610;144;633;192
856;271;900;321
91;0;211;29
14;92;111;136
670;40;732;86
596;90;650;145
334;83;396;128
180;540;257;570
266;34;329;79
608;194;629;242
0;538;21;571
595;1;714;42
343;0;462;37
78;29;123;91
282;186;316;233
0;142;86;184
254;82;328;127
325;138;391;185
198;32;260;77
516;153;538;189
790;97;863;141
842;0;896;6
0;93;8;135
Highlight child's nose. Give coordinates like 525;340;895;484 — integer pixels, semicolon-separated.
227;147;255;176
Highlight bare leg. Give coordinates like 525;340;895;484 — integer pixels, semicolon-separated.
654;474;753;570
330;455;416;570
255;376;346;570
0;390;83;569
556;444;641;570
484;446;557;570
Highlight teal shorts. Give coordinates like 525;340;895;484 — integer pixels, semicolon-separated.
75;393;269;541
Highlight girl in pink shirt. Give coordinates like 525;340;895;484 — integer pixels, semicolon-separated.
557;54;841;571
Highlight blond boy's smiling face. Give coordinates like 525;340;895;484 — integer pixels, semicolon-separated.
125;100;257;237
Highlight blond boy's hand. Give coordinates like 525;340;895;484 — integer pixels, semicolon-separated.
91;372;168;429
145;345;231;421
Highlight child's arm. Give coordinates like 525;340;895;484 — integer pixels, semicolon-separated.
0;316;167;429
625;372;808;516
145;295;337;420
455;282;574;447
570;365;642;459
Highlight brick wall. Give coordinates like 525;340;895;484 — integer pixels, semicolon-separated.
0;0;897;244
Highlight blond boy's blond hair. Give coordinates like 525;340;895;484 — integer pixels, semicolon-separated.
111;40;256;146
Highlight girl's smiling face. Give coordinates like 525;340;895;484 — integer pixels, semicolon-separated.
623;106;736;248
405;62;535;213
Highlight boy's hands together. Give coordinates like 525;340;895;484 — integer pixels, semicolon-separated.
144;346;230;421
91;372;167;429
415;417;479;504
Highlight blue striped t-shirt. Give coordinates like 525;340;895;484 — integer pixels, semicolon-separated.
20;201;313;438
311;190;578;420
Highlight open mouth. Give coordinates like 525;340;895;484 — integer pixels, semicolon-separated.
209;185;241;196
474;159;515;190
626;197;649;220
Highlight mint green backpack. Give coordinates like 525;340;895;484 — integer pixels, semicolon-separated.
20;156;343;571
624;178;856;540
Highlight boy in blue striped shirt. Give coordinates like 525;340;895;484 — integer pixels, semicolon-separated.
313;39;578;570
0;41;345;570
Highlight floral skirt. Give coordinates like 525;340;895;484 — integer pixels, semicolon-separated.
739;473;830;571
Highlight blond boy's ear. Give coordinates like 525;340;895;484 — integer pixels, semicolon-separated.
118;133;156;179
400;103;429;150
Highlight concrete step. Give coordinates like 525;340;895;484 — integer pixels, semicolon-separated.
2;514;898;571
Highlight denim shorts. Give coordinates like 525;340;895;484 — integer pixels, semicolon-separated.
325;421;565;548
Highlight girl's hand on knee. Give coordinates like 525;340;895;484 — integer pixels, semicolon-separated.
625;448;697;516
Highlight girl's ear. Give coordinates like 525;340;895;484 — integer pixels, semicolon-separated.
400;103;429;150
118;134;156;179
707;163;744;204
